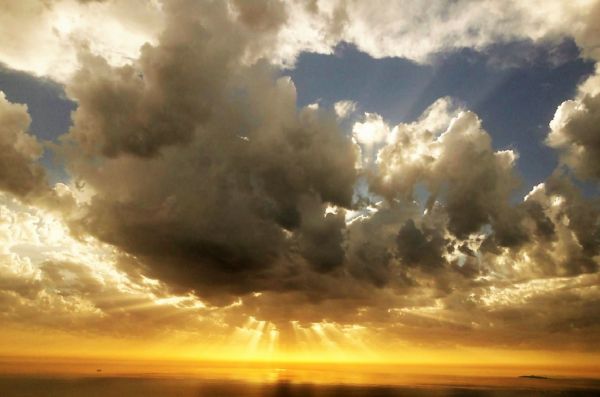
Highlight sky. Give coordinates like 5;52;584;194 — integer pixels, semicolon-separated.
0;0;599;371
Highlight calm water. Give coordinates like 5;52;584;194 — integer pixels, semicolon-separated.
0;376;599;397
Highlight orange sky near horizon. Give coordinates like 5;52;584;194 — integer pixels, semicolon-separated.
0;324;598;380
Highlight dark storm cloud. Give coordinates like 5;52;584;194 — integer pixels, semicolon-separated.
345;204;418;288
62;0;357;299
522;200;556;241
396;219;445;270
296;200;346;273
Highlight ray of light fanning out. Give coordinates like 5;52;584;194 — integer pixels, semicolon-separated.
0;194;598;373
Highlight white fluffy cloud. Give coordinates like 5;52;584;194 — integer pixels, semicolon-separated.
0;0;163;81
282;0;594;62
547;69;600;180
334;100;356;119
543;0;600;180
373;98;521;241
352;113;389;146
1;0;598;82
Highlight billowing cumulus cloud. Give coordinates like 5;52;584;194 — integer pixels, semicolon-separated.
547;71;600;180
373;98;524;244
0;0;599;360
60;0;357;301
0;93;47;199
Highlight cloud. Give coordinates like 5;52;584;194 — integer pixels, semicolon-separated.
0;196;222;337
0;0;164;82
547;71;600;180
59;0;357;301
0;0;600;357
334;100;357;119
396;219;446;270
259;0;599;66
0;92;47;199
44;66;600;351
543;0;600;182
537;0;600;275
345;203;418;288
296;198;347;273
352;113;389;146
373;98;524;243
1;0;598;83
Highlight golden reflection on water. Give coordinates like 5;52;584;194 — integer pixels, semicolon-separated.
0;358;598;391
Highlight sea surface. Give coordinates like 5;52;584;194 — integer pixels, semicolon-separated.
0;376;599;397
0;360;598;397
